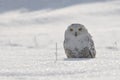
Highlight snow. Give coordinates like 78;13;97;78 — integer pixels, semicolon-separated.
0;0;109;12
0;0;120;80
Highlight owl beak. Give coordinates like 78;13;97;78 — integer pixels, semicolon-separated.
75;32;77;37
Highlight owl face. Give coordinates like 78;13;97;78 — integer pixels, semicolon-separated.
67;24;88;37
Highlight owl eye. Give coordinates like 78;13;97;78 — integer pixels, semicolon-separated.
78;28;82;31
70;28;73;31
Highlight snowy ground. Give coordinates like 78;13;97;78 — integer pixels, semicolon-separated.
0;0;120;80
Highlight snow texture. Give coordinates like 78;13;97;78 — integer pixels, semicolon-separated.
0;0;120;80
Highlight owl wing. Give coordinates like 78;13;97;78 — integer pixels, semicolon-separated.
87;35;96;58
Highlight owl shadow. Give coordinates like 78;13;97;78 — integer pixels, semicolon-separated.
64;58;94;61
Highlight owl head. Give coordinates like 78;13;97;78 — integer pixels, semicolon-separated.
66;23;88;37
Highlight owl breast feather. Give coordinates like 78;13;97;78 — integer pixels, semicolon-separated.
65;35;90;51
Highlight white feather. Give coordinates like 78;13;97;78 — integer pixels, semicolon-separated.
64;23;96;58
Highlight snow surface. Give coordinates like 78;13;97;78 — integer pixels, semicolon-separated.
0;0;120;80
0;0;109;12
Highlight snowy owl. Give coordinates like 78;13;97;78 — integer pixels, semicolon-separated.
64;23;96;58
